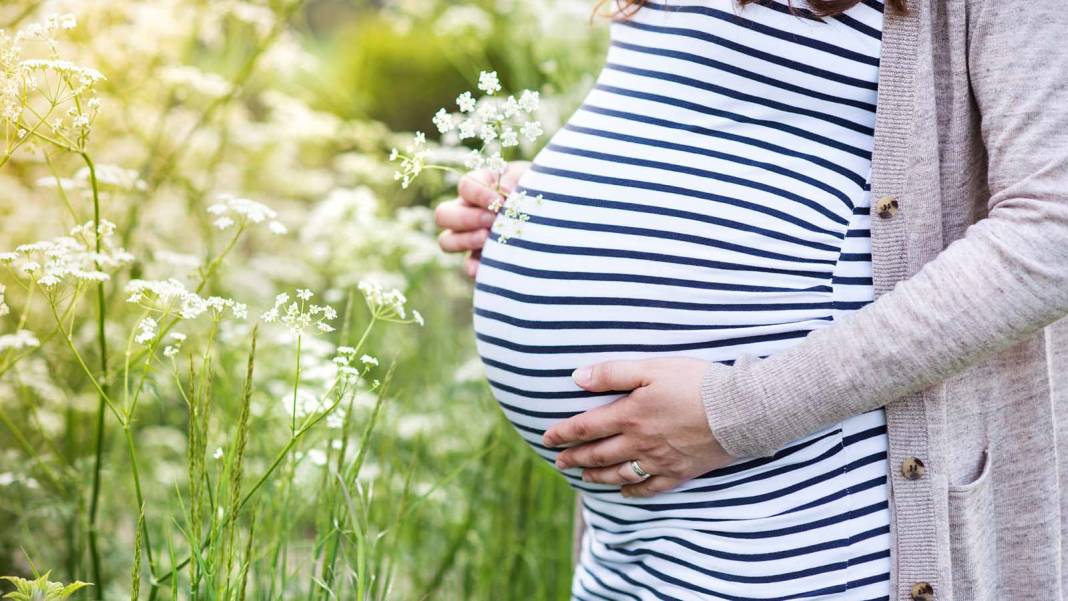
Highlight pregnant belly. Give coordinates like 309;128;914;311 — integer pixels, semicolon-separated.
470;166;849;499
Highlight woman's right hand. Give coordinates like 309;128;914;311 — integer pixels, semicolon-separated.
435;161;530;279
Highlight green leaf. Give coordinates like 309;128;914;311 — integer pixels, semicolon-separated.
1;572;92;601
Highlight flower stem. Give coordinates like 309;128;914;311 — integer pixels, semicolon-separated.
291;335;302;435
82;151;109;594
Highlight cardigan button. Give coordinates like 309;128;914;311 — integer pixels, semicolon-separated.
901;457;927;480
910;581;935;601
875;195;899;219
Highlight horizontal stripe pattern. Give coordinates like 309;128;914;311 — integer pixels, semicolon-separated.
471;1;889;598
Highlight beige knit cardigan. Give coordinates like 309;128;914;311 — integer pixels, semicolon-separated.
570;1;1068;599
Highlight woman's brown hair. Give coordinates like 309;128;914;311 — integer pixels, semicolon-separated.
596;0;905;19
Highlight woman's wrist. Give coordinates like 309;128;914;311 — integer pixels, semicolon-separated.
700;354;777;459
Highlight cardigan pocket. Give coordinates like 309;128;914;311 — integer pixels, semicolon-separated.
946;447;999;600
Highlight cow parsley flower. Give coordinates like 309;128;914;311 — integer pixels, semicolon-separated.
261;289;337;336
134;318;158;345
477;70;501;94
390;131;427;189
0;330;40;353
489;190;542;245
208;194;286;235
456;92;477;113
1;221;133;291
389;70;544;240
357;280;423;325
126;279;245;323
163;332;186;359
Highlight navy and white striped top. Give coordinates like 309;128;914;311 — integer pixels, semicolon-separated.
472;1;891;598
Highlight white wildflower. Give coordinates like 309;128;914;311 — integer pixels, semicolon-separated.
491;190;542;244
518;90;540;113
213;447;224;460
501;128;519;147
261;289;336;336
456;91;477;113
358;280;420;324
464;149;485;170
0;330;40;352
432;108;454;133
457;118;480;140
2;221;131;290
478;70;502;95
209;194;281;231
360;354;378;366
135;318;158;345
521;120;544;142
389;131;428;189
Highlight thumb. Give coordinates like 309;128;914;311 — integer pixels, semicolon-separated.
573;360;648;392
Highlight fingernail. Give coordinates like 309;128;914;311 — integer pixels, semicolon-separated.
480;212;496;227
572;366;592;386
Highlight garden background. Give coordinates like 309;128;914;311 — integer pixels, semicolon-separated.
0;1;610;599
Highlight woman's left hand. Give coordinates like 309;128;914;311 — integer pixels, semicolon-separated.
542;357;737;498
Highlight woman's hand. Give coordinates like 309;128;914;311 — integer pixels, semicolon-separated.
434;161;530;278
542;358;737;498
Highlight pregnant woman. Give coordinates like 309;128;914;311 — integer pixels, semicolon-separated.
436;1;1068;599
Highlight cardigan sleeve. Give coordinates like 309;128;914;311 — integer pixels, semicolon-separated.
701;0;1068;459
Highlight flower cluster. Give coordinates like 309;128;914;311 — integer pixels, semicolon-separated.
358;280;423;325
389;70;544;243
391;71;542;188
261;289;338;336
126;279;247;327
0;220;133;290
332;345;379;384
207;194;287;235
162;332;186;359
435;71;543;173
388;132;427;190
1;14;104;154
0;330;40;353
489;190;542;244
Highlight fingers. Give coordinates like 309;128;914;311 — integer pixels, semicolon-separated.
581;461;651;486
572;360;652;393
500;160;530;192
435;198;497;232
621;476;679;498
438;228;488;253
463;250;481;279
542;400;629;448
555;435;634;470
457;162;531;209
457;170;503;209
